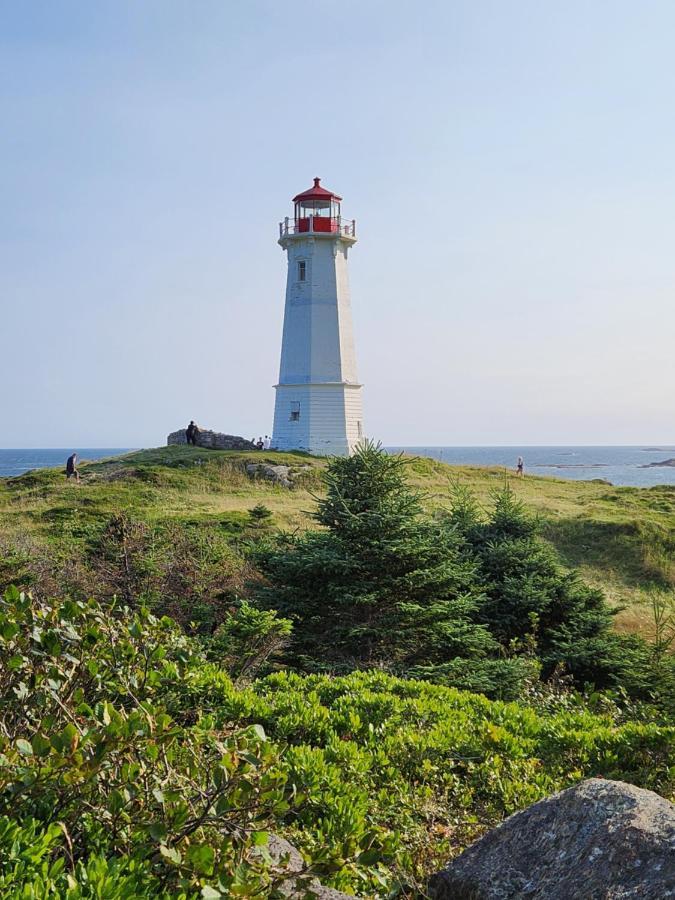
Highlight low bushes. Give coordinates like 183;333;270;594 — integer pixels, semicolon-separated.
0;588;326;898
2;587;674;897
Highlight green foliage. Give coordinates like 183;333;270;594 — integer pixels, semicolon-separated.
446;485;661;693
1;446;674;895
0;544;33;593
180;667;675;893
0;815;159;898
0;587;307;898
2;443;674;639
207;601;292;682
645;590;675;714
248;504;273;528
10;509;252;635
256;442;503;682
256;446;659;700
86;512;159;606
1;586;674;897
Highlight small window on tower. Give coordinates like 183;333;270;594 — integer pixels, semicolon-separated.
297;261;306;282
290;401;300;422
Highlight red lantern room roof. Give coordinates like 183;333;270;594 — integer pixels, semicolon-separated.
292;177;342;204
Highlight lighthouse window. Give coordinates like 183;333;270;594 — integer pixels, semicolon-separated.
290;401;300;421
297;261;306;282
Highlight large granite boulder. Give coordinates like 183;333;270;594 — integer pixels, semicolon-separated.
429;778;675;899
167;428;255;451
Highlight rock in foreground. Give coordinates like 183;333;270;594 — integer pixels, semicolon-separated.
429;778;675;900
257;835;350;898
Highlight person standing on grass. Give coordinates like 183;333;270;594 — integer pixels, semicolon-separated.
263;435;271;450
186;421;196;445
516;456;524;477
65;452;80;483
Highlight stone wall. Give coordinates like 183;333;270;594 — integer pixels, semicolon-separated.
167;429;255;451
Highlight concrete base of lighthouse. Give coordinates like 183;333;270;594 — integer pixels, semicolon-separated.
272;382;363;456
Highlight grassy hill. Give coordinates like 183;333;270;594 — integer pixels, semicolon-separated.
1;447;674;896
1;445;673;638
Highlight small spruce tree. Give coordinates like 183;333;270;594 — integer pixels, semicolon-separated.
248;503;274;529
448;485;636;688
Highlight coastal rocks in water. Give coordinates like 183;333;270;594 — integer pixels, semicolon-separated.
640;458;675;468
167;429;255;451
428;778;675;900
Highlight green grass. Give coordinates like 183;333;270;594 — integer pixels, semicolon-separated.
1;446;673;637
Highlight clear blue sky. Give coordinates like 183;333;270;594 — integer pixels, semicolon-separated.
2;0;674;447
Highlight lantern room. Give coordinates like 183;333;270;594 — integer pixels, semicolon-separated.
280;178;356;239
293;177;341;233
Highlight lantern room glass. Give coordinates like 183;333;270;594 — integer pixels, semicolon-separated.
295;197;341;233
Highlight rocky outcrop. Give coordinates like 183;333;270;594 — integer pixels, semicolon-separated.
255;834;350;899
246;463;293;489
640;458;675;468
429;778;675;900
246;462;313;489
167;429;255;451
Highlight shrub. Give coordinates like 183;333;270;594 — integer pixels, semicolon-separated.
0;587;306;897
207;600;292;682
2;586;674;897
447;485;644;690
180;666;675;893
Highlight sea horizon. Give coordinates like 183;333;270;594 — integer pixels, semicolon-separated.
1;444;675;488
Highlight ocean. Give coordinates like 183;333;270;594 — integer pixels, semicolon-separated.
387;446;675;488
0;449;134;478
1;446;674;488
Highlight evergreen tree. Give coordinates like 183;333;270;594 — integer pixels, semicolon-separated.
255;443;497;676
448;485;634;687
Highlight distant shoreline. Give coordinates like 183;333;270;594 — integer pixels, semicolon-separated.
2;446;675;488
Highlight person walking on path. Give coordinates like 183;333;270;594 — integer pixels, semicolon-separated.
65;452;80;483
186;421;197;446
516;456;524;477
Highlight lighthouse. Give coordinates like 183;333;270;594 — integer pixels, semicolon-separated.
271;178;363;456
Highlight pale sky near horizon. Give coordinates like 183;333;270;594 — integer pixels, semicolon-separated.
2;1;674;448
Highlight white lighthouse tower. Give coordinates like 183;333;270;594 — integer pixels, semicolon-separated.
272;178;363;456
